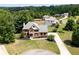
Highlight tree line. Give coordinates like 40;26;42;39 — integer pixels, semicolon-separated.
1;4;79;16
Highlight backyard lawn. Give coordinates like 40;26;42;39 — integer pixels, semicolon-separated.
5;39;60;55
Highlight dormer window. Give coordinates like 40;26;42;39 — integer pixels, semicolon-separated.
33;25;35;28
31;25;39;30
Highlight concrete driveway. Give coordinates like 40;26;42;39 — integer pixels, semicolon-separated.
22;49;56;55
48;33;71;55
0;45;8;55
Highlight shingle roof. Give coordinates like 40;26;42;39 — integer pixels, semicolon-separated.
23;22;48;32
23;22;39;29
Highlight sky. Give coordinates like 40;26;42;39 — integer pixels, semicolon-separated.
0;0;79;7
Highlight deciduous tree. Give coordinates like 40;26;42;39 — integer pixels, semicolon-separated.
0;9;15;43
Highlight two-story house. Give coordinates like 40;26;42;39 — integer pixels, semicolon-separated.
22;22;48;38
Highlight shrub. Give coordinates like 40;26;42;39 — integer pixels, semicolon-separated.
51;23;56;26
76;19;79;24
53;28;58;32
20;32;26;38
64;18;75;31
55;23;59;28
59;20;62;24
72;25;79;47
47;35;54;41
0;36;3;43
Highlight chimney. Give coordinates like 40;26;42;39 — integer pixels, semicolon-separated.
23;23;26;27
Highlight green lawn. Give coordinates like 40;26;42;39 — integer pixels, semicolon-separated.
48;25;58;32
5;39;60;55
66;45;79;55
58;31;72;41
48;17;79;55
48;26;53;32
48;22;65;32
58;24;79;55
14;34;21;39
59;31;79;55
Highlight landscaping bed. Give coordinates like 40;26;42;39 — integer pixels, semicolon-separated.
5;39;60;55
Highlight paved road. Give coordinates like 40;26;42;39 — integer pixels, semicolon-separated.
48;33;71;55
22;49;56;55
0;45;8;55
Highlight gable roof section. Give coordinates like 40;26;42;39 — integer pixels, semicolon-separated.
23;22;48;32
23;22;39;30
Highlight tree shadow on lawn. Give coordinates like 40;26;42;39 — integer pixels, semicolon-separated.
17;37;30;40
57;30;65;33
64;40;72;46
57;30;65;35
0;37;30;45
64;40;79;48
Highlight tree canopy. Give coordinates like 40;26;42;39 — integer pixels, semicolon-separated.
72;24;79;46
64;17;75;31
0;9;15;43
14;10;33;33
1;4;79;16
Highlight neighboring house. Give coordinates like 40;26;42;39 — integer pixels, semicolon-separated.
43;15;49;20
59;13;69;24
55;13;69;18
55;14;61;17
22;22;48;38
43;15;59;26
63;13;69;18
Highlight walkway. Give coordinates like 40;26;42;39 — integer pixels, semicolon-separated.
48;33;71;55
0;45;8;55
22;49;56;55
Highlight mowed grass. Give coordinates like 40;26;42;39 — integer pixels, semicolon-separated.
47;17;79;55
66;45;79;55
58;29;79;55
48;17;79;55
5;39;60;55
58;31;72;41
48;26;53;32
